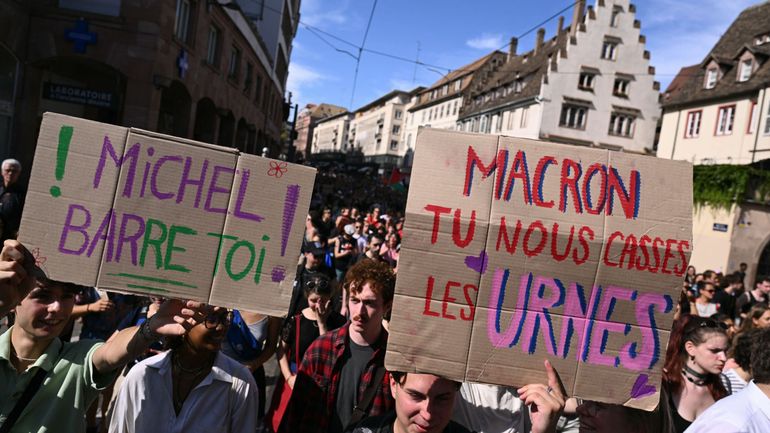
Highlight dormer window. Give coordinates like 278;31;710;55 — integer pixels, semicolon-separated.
705;68;718;89
755;33;770;46
738;59;753;82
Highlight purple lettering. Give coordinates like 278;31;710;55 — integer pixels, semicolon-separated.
205;165;235;214
233;169;264;223
177;157;209;208
115;213;146;265
59;204;91;255
151;155;183;201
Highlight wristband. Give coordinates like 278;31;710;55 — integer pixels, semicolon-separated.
139;318;162;342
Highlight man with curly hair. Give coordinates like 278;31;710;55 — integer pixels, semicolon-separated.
685;328;770;432
279;260;396;433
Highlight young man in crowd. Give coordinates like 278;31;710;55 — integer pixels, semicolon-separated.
348;361;565;433
0;240;201;433
736;276;770;322
685;328;770;432
279;260;396;433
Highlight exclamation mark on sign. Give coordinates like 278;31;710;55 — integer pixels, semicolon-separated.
270;184;300;283
280;184;300;256
50;126;74;197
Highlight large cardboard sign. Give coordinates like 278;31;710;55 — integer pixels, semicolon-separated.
386;128;692;409
20;113;315;316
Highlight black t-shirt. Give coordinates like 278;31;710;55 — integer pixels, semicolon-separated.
713;289;736;319
283;312;346;368
335;236;357;271
330;340;374;433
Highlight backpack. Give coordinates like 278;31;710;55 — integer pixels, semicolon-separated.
225;310;262;360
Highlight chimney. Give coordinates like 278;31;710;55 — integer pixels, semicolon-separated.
535;28;545;54
558;16;564;34
571;0;586;36
508;37;518;62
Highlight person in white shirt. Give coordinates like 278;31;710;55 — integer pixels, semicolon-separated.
685;328;770;433
109;306;258;433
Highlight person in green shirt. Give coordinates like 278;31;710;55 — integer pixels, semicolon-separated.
0;240;203;433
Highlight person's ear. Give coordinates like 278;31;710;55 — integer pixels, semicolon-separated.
390;375;398;399
684;341;697;360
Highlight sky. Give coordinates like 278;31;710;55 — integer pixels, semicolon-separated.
285;0;761;112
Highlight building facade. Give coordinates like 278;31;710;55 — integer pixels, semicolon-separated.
459;0;660;154
347;89;415;167
294;103;347;158
0;0;299;184
656;2;770;282
312;111;352;154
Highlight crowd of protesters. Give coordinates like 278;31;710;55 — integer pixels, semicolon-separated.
2;159;770;433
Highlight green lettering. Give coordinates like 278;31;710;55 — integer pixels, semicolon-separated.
225;240;256;281
254;245;266;284
207;232;238;277
140;219;168;269
165;225;196;273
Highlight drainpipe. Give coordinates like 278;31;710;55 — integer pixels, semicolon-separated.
751;86;767;163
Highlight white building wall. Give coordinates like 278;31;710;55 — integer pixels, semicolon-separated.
312;114;351;153
403;95;463;152
497;102;542;139
658;87;770;164
350;94;410;158
540;0;660;152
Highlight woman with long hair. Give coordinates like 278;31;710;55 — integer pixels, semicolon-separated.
266;274;346;432
110;306;258;433
660;315;730;432
737;303;770;334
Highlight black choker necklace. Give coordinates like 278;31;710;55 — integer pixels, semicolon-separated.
682;364;708;386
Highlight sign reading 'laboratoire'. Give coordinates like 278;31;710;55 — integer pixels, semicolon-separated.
20;113;315;316
385;128;692;410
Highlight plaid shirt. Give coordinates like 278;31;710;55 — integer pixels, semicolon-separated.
279;323;393;433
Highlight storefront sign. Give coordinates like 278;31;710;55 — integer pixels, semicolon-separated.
43;83;116;109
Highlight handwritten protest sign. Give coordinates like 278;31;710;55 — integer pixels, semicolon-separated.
19;113;315;316
385;128;692;409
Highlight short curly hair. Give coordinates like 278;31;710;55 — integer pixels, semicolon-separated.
344;260;395;305
730;329;757;370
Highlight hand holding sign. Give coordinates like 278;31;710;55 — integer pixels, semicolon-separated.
518;360;566;433
0;240;38;317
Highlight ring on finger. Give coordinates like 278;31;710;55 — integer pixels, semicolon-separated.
546;386;553;394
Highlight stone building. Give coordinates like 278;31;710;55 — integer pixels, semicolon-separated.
0;0;299;183
294;102;347;158
458;0;661;154
657;1;770;281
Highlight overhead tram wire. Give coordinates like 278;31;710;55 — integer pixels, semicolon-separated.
349;0;379;109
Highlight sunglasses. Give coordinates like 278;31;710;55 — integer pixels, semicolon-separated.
689;318;728;332
306;278;329;291
203;311;233;329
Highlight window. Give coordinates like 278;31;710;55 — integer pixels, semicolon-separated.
428;109;433;121
495;113;503;132
480;115;488;133
601;41;617;60
395;110;403;120
392;125;400;134
608;112;635;137
560;104;587;129
705;68;718;89
738;59;753;82
610;6;622;27
174;0;192;43
765;102;770;135
254;75;262;104
421;110;426;122
442;84;449;95
613;79;630;97
440;105;444;118
406;134;412;148
748;102;758;134
244;63;253;93
520;107;529;128
390;140;398;150
684;111;702;138
228;46;241;80
716;105;736;135
453;100;458;115
756;33;770;46
454;80;462;92
578;72;595;90
206;25;220;65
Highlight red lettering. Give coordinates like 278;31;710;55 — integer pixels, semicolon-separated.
424;204;451;244
523;220;547;257
550;222;574;262
661;239;679;275
574;226;594;265
675;241;690;277
423;276;440;317
461;284;478;321
532;156;556;208
442;281;460;320
651;237;664;272
503;150;532;204
607;167;641;219
559;158;583;214
583;163;607;215
464;146;507;197
619;234;638;269
635;235;653;272
604;231;624;267
496;216;522;254
452;208;476;248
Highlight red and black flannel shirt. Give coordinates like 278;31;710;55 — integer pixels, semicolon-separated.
278;323;394;433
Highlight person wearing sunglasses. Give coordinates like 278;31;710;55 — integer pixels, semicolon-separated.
267;274;346;431
110;306;258;433
694;282;718;318
578;315;729;433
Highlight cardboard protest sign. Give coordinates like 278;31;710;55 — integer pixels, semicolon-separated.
386;128;692;410
20;113;315;316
